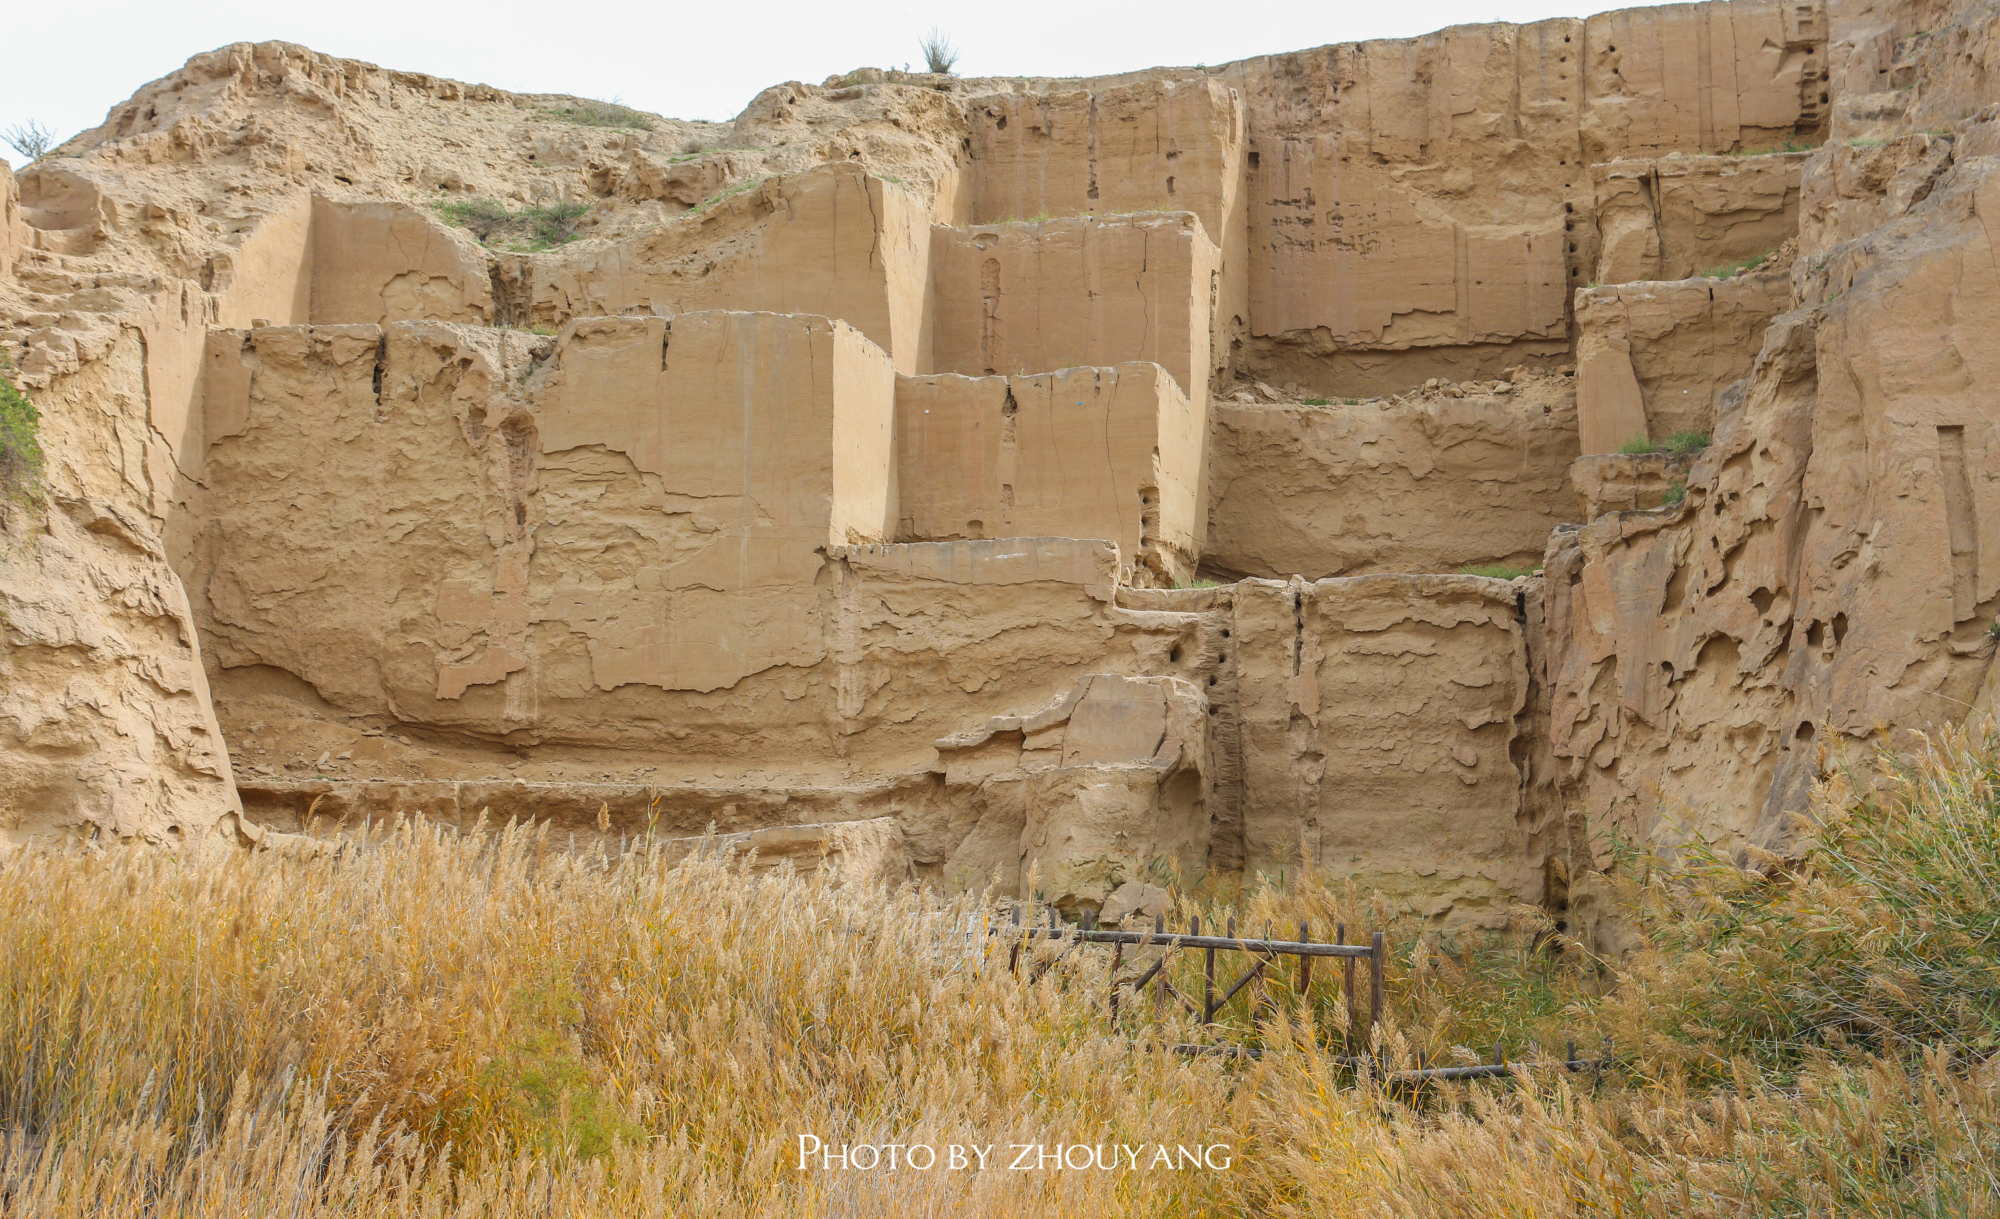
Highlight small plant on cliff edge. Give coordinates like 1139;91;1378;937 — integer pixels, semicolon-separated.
1702;251;1774;278
434;198;589;250
920;28;959;74
1662;480;1688;506
3;120;55;161
1619;431;1711;458
0;357;43;497
534;99;654;131
1662;429;1711;456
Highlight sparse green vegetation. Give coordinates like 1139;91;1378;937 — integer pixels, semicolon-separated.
1620;431;1711;459
1173;577;1225;589
920;28;959;75
1701;251;1774;278
434;198;590;250
1615;727;2000;1083
0;357;43;498
1662;480;1687;506
1300;397;1331;406
684;177;766;217
3;119;55;161
1725;138;1817;155
1457;563;1536;580
534;100;654;131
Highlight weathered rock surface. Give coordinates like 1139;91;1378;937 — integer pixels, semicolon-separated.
5;0;2000;940
1575;271;1790;451
1204;376;1579;580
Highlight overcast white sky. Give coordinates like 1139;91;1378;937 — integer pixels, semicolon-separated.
3;0;1675;153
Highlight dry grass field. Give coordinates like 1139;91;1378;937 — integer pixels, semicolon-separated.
1;729;1996;1217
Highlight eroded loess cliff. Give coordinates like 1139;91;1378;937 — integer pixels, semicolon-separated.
2;0;1996;936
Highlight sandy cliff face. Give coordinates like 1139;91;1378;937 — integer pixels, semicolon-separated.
3;0;1997;934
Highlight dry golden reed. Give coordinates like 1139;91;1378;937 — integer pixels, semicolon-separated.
0;728;1996;1216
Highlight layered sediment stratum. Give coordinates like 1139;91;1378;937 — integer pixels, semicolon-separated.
3;0;1996;934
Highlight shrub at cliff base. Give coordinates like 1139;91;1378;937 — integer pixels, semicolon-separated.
0;729;1997;1216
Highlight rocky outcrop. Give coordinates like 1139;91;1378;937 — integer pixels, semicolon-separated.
1575;271;1790;452
1540;120;2000;879
1204;376;1579;581
5;0;2000;941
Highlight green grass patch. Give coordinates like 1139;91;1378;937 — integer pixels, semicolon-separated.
1173;577;1225;589
1619;431;1711;458
534;100;653;131
1726;138;1817;155
1701;252;1773;279
684;177;767;218
435;198;589;250
1457;563;1536;580
0;358;43;498
1662;480;1687;506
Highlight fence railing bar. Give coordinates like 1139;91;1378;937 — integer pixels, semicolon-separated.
1027;929;1088;984
992;926;1375;958
1162;1044;1613;1081
1200;917;1217;1024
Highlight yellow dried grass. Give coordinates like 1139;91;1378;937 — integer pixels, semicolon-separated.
0;729;1997;1216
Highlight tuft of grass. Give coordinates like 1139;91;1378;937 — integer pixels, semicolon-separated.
1726;138;1817;155
1619;431;1710;458
1662;480;1687;506
920;28;958;74
1457;563;1536;580
683;177;766;217
1299;397;1332;406
435;198;589;250
1173;577;1225;589
0;357;43;497
1701;251;1774;279
534;100;653;131
3;120;55;161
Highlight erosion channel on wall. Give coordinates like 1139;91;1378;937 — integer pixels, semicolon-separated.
2;0;1998;948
